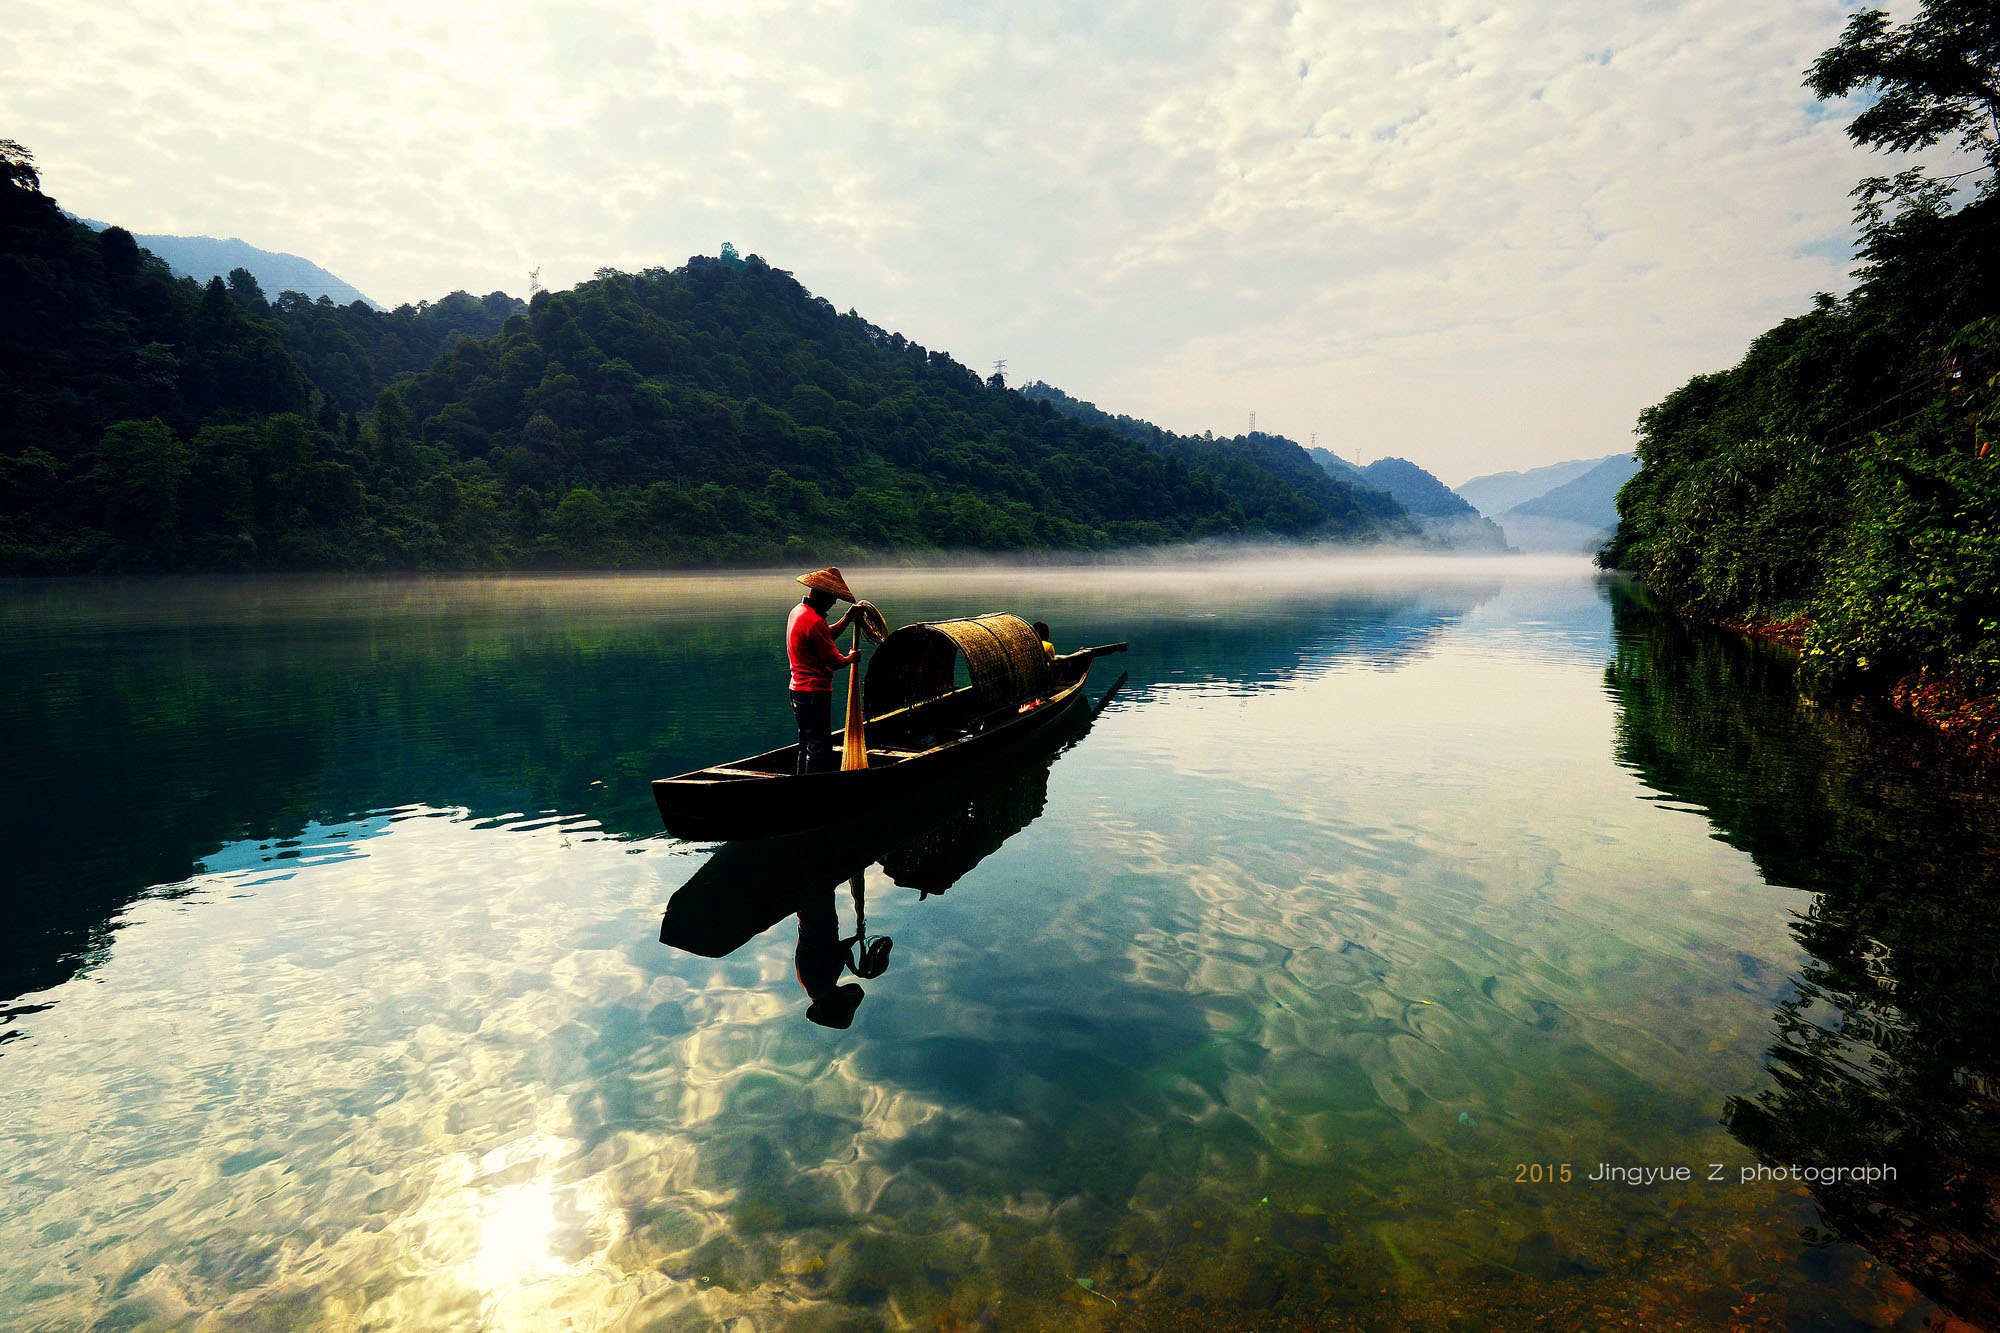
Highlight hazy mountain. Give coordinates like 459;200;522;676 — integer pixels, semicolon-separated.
1353;456;1477;519
1307;449;1506;550
73;217;379;308
1492;452;1638;552
1307;446;1366;486
1507;452;1638;526
1489;515;1608;553
1456;455;1609;517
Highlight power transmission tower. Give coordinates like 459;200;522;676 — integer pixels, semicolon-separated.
528;267;544;299
1248;410;1256;433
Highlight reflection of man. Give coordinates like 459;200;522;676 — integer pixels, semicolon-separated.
787;567;861;774
793;873;890;1029
794;892;864;1028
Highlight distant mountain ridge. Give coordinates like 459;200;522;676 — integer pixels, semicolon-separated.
1358;455;1475;518
73;217;379;308
1456;451;1636;552
1508;452;1638;525
1307;447;1366;486
1307;448;1505;549
1455;456;1608;517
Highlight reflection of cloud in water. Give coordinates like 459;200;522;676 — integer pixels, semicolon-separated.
455;1139;635;1331
0;813;706;1328
6;770;1756;1327
194;810;399;880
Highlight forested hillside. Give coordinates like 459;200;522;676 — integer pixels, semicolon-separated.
1342;456;1474;520
1604;1;2000;709
1018;380;1410;531
264;286;524;414
0;141;1414;573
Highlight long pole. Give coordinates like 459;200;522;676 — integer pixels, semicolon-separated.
841;617;869;771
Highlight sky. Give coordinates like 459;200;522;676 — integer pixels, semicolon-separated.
2;0;1916;484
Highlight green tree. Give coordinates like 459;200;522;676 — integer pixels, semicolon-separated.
98;225;141;275
82;419;192;562
197;274;235;331
550;486;614;552
1806;0;2000;224
372;388;414;466
226;266;267;308
0;139;37;192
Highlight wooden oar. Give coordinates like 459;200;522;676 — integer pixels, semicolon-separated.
842;614;871;771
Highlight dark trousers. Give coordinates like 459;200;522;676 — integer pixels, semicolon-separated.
792;689;835;774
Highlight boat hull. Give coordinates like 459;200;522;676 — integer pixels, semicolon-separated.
653;664;1095;842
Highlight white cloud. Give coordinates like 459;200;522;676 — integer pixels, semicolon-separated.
2;0;1917;479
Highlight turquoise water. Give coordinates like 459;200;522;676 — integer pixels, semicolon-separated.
2;558;1996;1330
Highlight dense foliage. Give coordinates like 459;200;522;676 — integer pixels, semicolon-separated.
264;284;524;415
1606;200;2000;691
1016;380;1410;532
1;142;1412;573
1011;379;1495;542
1604;2;2000;693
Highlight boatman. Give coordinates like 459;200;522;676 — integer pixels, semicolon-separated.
788;567;864;774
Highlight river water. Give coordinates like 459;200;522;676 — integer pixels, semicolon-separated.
2;557;1996;1331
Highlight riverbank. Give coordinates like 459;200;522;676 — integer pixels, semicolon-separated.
1704;611;2000;769
1886;670;2000;762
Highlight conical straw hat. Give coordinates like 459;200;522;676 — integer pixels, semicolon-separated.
796;566;856;602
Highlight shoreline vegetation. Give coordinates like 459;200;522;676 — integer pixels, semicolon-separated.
1680;608;2000;768
1602;0;2000;772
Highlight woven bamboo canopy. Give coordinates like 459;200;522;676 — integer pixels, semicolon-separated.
864;613;1052;720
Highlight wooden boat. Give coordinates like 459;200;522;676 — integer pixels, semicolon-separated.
660;670;1123;956
653;612;1126;842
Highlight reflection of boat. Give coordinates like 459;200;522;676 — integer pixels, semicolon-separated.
660;670;1118;960
652;613;1125;841
877;760;1051;897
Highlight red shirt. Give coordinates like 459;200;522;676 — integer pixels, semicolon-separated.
787;599;854;692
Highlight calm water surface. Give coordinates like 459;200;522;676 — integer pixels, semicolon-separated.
2;557;1997;1331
